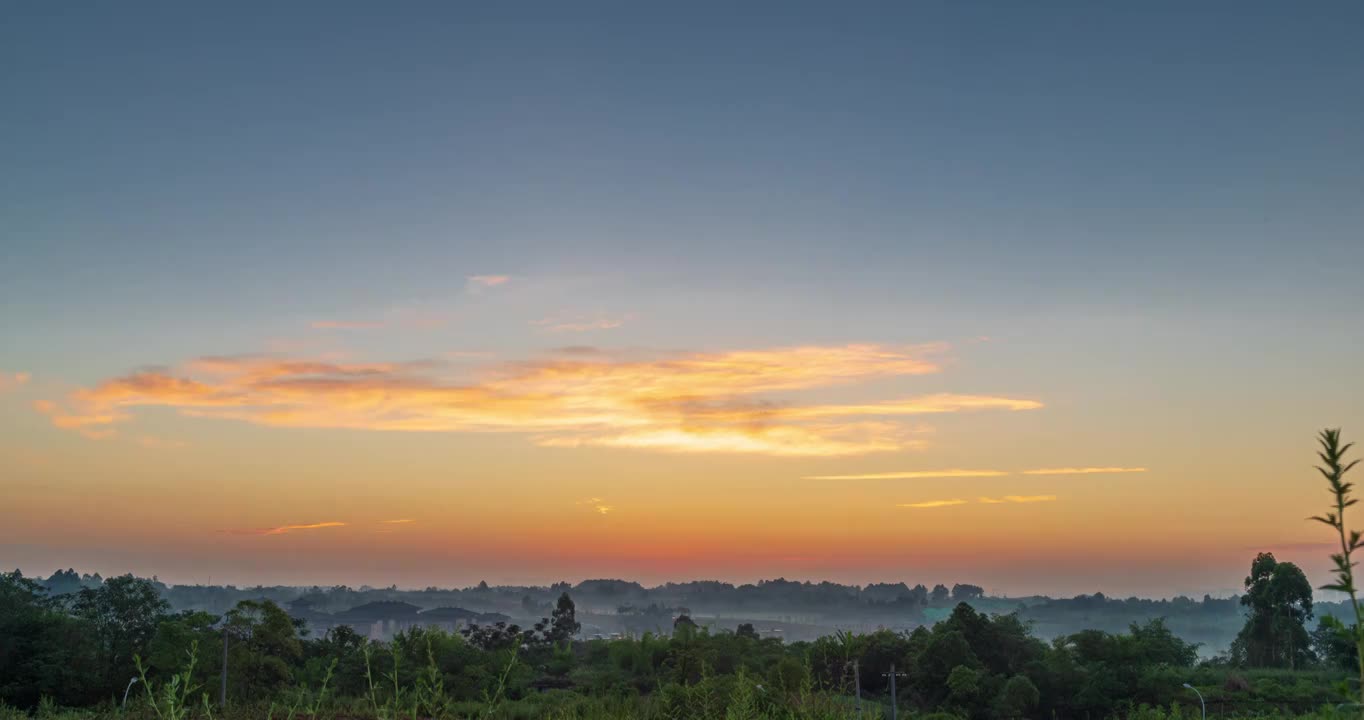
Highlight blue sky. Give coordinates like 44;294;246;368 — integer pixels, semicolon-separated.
2;2;1362;592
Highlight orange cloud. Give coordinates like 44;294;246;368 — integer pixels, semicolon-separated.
1021;467;1147;475
898;499;968;509
575;497;616;515
466;275;510;292
261;521;346;536
382;519;416;524
0;371;30;393
33;399;126;439
980;495;1057;504
37;343;1041;456
804;469;1011;480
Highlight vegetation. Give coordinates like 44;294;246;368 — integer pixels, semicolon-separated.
0;568;1355;720
3;428;1360;719
1310;428;1364;706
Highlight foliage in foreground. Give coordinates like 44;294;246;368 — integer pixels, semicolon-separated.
3;428;1361;719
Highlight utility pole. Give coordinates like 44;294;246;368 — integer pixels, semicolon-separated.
220;624;229;707
882;664;907;720
852;660;861;713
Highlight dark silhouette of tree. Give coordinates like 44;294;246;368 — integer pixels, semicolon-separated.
909;583;930;605
952;583;985;601
71;574;170;693
931;584;951;605
1231;552;1313;668
223;599;304;697
1313;615;1358;670
735;622;760;640
549;592;580;642
672;613;698;641
460;620;528;650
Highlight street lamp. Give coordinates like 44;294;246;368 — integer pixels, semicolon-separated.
1182;683;1205;720
121;677;139;707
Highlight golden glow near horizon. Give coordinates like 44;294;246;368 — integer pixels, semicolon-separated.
0;331;1348;596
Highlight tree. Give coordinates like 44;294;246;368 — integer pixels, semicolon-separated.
43;569;84;597
1231;552;1313;668
952;584;985;601
1312;615;1358;671
223;599;303;698
930;584;951;605
996;675;1040;718
549;592;581;642
673;614;699;642
908;584;930;606
946;665;983;717
735;623;760;640
0;571;101;708
71;574;170;692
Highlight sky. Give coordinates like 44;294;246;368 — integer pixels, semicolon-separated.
3;1;1363;597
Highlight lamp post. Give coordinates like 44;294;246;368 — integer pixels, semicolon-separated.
121;677;139;707
1183;683;1205;720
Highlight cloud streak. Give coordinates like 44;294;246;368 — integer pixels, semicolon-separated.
805;469;1011;480
466;275;510;293
898;499;969;508
1022;467;1147;475
980;495;1057;504
903;496;1057;508
34;343;1042;456
576;497;615;515
226;521;348;536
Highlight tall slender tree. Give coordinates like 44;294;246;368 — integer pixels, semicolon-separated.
549;592;580;643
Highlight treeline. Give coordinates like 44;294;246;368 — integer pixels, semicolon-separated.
32;569;1273;652
0;570;1349;719
43;575;991;617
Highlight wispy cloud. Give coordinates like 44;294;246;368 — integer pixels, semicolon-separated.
311;320;385;330
227;521;347;536
0;371;31;393
980;495;1057;504
1022;467;1147;475
33;399;124;439
898;499;969;509
466;275;510;293
35;343;1041;456
533;314;636;333
904;495;1056;508
805;469;1010;480
382;518;416;524
576;497;615;515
